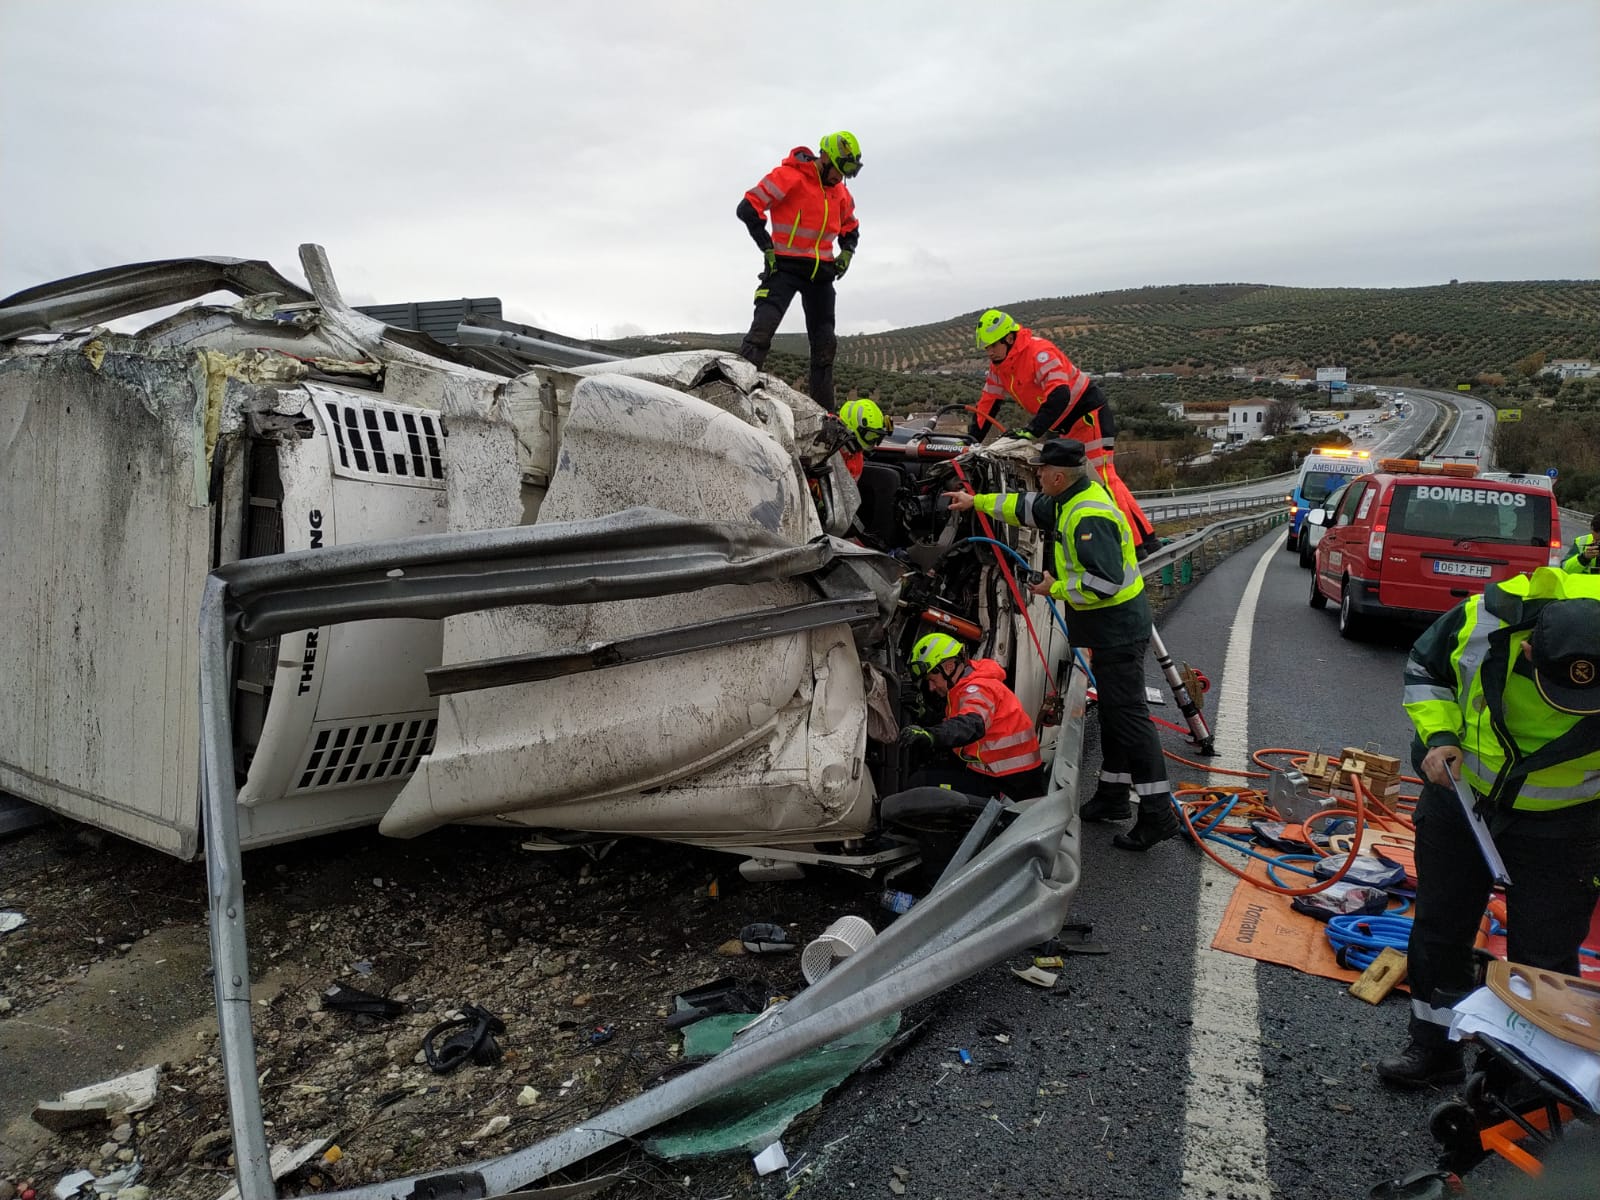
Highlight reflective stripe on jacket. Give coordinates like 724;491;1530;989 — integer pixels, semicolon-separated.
946;659;1042;777
1048;482;1144;611
973;327;1091;433
973;481;1145;612
744;146;859;278
1403;569;1600;811
1564;532;1598;574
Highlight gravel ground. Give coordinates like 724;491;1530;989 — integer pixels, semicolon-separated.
1;819;889;1198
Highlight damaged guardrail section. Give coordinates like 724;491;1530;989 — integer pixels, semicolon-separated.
200;508;1083;1200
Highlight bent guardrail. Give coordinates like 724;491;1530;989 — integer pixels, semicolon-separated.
1141;506;1290;611
198;510;1084;1200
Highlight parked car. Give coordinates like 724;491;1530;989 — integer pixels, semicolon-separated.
1297;481;1347;568
1305;458;1561;639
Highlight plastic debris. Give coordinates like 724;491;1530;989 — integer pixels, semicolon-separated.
321;983;404;1020
34;1066;161;1132
516;1085;542;1107
588;1023;617;1045
880;890;916;915
666;977;771;1031
740;923;797;955
422;1005;505;1073
648;1014;899;1159
0;912;25;935
800;915;875;985
214;1137;331;1200
753;1142;789;1176
958;1049;973;1065
1011;965;1059;988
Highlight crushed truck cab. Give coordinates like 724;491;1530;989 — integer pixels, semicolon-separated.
0;246;1068;862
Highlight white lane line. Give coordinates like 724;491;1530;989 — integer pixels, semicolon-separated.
1179;533;1280;1200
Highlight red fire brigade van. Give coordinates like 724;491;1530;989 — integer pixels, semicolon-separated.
1306;459;1561;639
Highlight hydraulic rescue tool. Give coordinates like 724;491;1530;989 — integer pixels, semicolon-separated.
1149;625;1215;756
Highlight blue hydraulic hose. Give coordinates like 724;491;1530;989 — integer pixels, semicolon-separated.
962;536;1096;684
1326;913;1414;971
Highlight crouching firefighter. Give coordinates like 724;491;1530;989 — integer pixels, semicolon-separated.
1379;568;1600;1089
897;633;1046;801
944;437;1183;850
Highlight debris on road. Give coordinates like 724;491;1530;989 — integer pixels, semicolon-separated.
1011;965;1059;988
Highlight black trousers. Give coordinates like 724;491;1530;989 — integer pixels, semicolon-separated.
909;763;1048;802
1404;756;1600;1044
1086;639;1171;807
738;262;838;410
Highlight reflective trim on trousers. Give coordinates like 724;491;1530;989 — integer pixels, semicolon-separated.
1411;996;1457;1028
1132;779;1173;796
1099;770;1133;784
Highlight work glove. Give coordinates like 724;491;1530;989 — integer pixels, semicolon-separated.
897;725;935;750
762;247;778;277
1014;428;1038;441
834;249;853;279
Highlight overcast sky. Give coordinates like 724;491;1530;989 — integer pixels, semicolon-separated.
3;1;1597;341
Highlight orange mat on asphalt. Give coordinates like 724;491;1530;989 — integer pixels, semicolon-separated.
1209;858;1368;985
1211;857;1600;986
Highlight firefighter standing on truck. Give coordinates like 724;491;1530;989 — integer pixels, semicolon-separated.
944;438;1182;850
736;132;862;412
1378;567;1600;1088
969;309;1159;556
897;632;1046;801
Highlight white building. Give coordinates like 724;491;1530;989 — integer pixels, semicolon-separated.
1227;400;1271;443
1542;359;1597;380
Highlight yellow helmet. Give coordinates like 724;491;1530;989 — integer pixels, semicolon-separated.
975;309;1020;349
909;631;966;679
839;396;890;449
818;131;862;178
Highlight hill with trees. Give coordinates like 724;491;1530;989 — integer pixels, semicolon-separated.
603;280;1598;505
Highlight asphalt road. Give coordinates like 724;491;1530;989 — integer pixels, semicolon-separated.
729;525;1590;1200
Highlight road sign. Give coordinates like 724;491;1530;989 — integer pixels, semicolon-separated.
1497;408;1522;422
1457;383;1472;391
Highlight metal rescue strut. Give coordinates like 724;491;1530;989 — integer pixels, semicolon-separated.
1149;625;1215;755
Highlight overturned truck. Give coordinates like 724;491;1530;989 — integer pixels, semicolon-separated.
0;245;1072;868
5;248;1089;1199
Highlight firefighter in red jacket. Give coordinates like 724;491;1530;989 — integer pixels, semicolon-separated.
969;309;1158;556
897;632;1047;800
736;132;862;412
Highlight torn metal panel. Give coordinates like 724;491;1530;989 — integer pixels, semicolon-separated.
198;522;1085;1198
0;255;312;341
217;508;832;642
386;369;873;845
425;594;879;694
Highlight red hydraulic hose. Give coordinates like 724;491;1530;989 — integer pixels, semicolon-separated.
949;459;1057;697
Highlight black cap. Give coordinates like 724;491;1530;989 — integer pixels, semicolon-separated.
1029;438;1087;468
1530;598;1600;715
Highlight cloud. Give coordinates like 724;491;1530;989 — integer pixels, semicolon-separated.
3;0;1596;342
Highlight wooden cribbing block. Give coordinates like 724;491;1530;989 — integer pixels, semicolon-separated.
1348;946;1409;1004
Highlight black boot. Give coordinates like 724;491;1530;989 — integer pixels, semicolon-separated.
1112;799;1183;851
1080;789;1134;823
1376;1035;1465;1090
